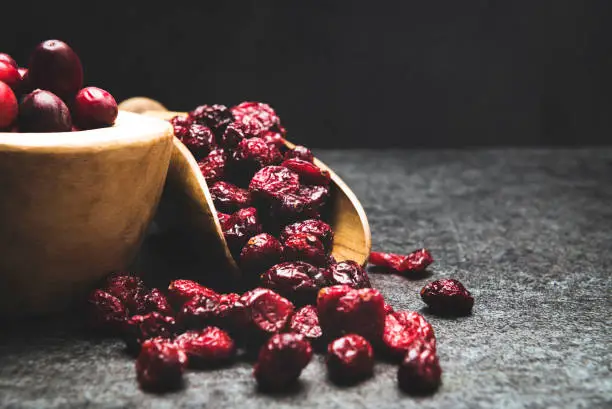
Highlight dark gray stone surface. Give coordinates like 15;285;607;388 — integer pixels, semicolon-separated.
1;149;611;408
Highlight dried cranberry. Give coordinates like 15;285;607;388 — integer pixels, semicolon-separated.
397;340;442;395
239;233;284;275
136;337;188;392
222;207;263;251
213;293;249;335
289;305;323;346
170;115;192;138
209;181;251;213
167;279;219;309
316;285;352;328
143;288;174;316
285;145;314;162
262;130;285;150
198;148;226;184
178;294;222;330
327;334;374;384
324;261;371;288
221;118;263;149
105;274;148;315
261;262;329;306
296;185;329;208
239;288;294;339
230;137;282;179
281;219;334;251
281;158;330;186
282;233;328;266
216;211;231;229
231;101;281;132
189;104;233;134
269;186;328;222
87;289;126;333
384;303;395;315
420;278;474;316
383;311;436;360
175;327;235;368
178;123;216;159
249;166;300;200
253;332;312;391
369;248;433;274
123;312;177;353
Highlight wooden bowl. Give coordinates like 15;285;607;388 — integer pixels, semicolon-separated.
0;111;174;318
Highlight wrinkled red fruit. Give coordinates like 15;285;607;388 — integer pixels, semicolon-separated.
222;207;263;251
289;305;323;346
239;233;284;275
143;288;174;316
249;166;300;200
87;289;127;333
189;104;233;134
318;287;386;342
262;130;285;150
28;39;83;100
221;117;263;149
216;211;231;228
327;334;374;384
316;285;352;327
0;53;17;68
282;233;328;266
0;81;18;129
178;293;222;330
73;86;118;129
325;260;371;288
209;181;251;213
253;332;312;391
369;248;433;274
198;148;227;184
232;101;281;132
397;340;442;395
136;338;188;392
167;279;219;309
383;311;436;360
269;185;329;222
123;312;177;353
213;293;250;335
178;123;216;159
281;219;334;251
18;90;72;132
384;303;395;315
0;62;21;93
230;137;282;178
281;158;330;186
285;145;313;162
175;327;235;368
239;288;294;339
169;115;192;137
105;274;147;315
261;262;329;306
420;278;474;316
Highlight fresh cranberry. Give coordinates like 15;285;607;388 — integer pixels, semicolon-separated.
239;288;294;339
262;130;285;150
231;101;281;132
325;260;371;288
369;248;434;274
0;53;17;68
143;288;174;316
18;90;72;132
87;289;127;334
198;148;227;184
397;340;442;394
249;166;300;200
281;158;330;186
282;233;328;266
177;293;222;330
189;104;233;134
383;311;436;360
136;338;188;392
175;327;235;368
28;39;83;101
280;219;334;251
209;181;251;213
216;211;231;229
167;279;219;308
222;207;263;251
284;145;314;162
327;334;374;384
420;278;474;316
261;262;329;306
178;123;216;159
0;62;21;93
105;274;148;315
221;117;263;149
123;312;177;353
72;87;118;129
289;305;323;346
253;332;312;391
0;81;18;129
239;233;284;275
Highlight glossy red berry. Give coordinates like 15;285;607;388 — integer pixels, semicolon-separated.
280;219;334;251
209;181;251;213
382;311;436;360
239;233;284;275
18;90;72;132
261;262;329;306
136;338;188;392
325;260;371;288
369;248;433;274
87;289;127;334
0;81;18;129
0;53;17;68
28;39;83;100
397;340;442;395
284;145;313;162
175;327;235;368
420;278;474;316
249;166;300;200
281;158;330;186
0;62;21;93
222;207;263;251
167;279;219;309
289;304;323;346
327;334;374;384
72;86;118;129
282;233;328;266
198;148;227;184
239;288;294;339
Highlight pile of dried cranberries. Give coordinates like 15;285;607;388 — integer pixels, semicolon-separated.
0;40;117;132
87;101;474;395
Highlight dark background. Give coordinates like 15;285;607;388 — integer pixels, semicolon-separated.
2;1;611;148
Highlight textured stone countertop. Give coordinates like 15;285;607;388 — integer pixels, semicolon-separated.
1;149;611;408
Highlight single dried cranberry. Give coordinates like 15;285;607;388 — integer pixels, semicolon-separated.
289;305;323;346
420;278;474;316
249;166;300;200
189;104;233;134
239;288;294;339
261;262;329;306
175;327;235;368
169;115;192;138
198;148;227;184
143;288;174;316
0;81;18;129
221;118;263;149
239;233;284;275
136;337;188;392
87;289;127;333
281;219;334;251
178;294;222;330
231;101;281;132
167;279;219;308
285;145;314;162
178;123;216;159
209;181;251;213
281;158;330;186
123;312;177;353
383;311;436;360
230;137;282;179
282;233;328;266
327;334;374;384
0;53;17;68
262;130;285;150
369;248;433;274
28;39;83;101
316;285;352;328
72;86;118;129
325;260;371;288
105;274;148;315
18;90;72;132
216;211;231;229
269;187;328;222
0;62;21;94
222;207;263;251
384;303;395;315
213;293;249;335
397;340;442;395
253;332;312;391
296;185;329;208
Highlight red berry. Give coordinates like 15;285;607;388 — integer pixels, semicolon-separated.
0;81;18;129
167;279;219;308
143;288;174;316
269;185;329;222
382;311;436;360
198;148;227;184
73;87;118;129
221;117;263;149
213;293;250;335
325;260;371;289
169;115;192;137
178;123;216;159
231;101;281;132
420;278;474;316
28;40;83;101
178;293;223;330
18;90;72;132
175;327;235;367
105;274;148;315
253;332;312;391
397;340;442;394
282;233;328;266
281;158;330;186
189;104;233;134
327;334;374;384
239;288;294;339
284;145;313;162
87;289;127;334
231;137;282;179
209;181;251;213
123;312;177;353
216;211;231;228
261;262;329;306
0;62;21;93
0;53;17;68
288;304;323;346
281;219;334;251
316;285;352;328
239;233;284;275
369;248;433;274
384;303;395;315
249;165;300;200
222;207;263;252
136;338;187;392
262;130;285;150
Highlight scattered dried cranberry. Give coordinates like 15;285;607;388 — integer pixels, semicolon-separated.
230;137;282;179
285;145;314;162
325;260;371;288
253;332;312;391
397;340;442;395
177;123;216;159
327;334;374;384
281;219;334;251
189;104;233;134
289;305;323;346
369;249;433;274
281;158;330;186
261;262;329;305
249;166;300;200
231;101;281;132
213;293;249;335
143;288;174;316
282;233;328;266
420;278;474;316
209;181;251;213
87;289;126;333
105;274;148;315
136;337;188;392
221;118;263;149
198;148;226;184
316;284;352;326
239;288;294;339
175;327;235;368
216;211;231;228
262;130;285;150
167;279;219;309
222;207;263;251
178;294;222;330
239;233;284;275
123;312;177;353
384;303;395;315
383;311;436;360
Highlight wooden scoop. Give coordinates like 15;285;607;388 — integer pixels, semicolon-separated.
118;98;371;279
